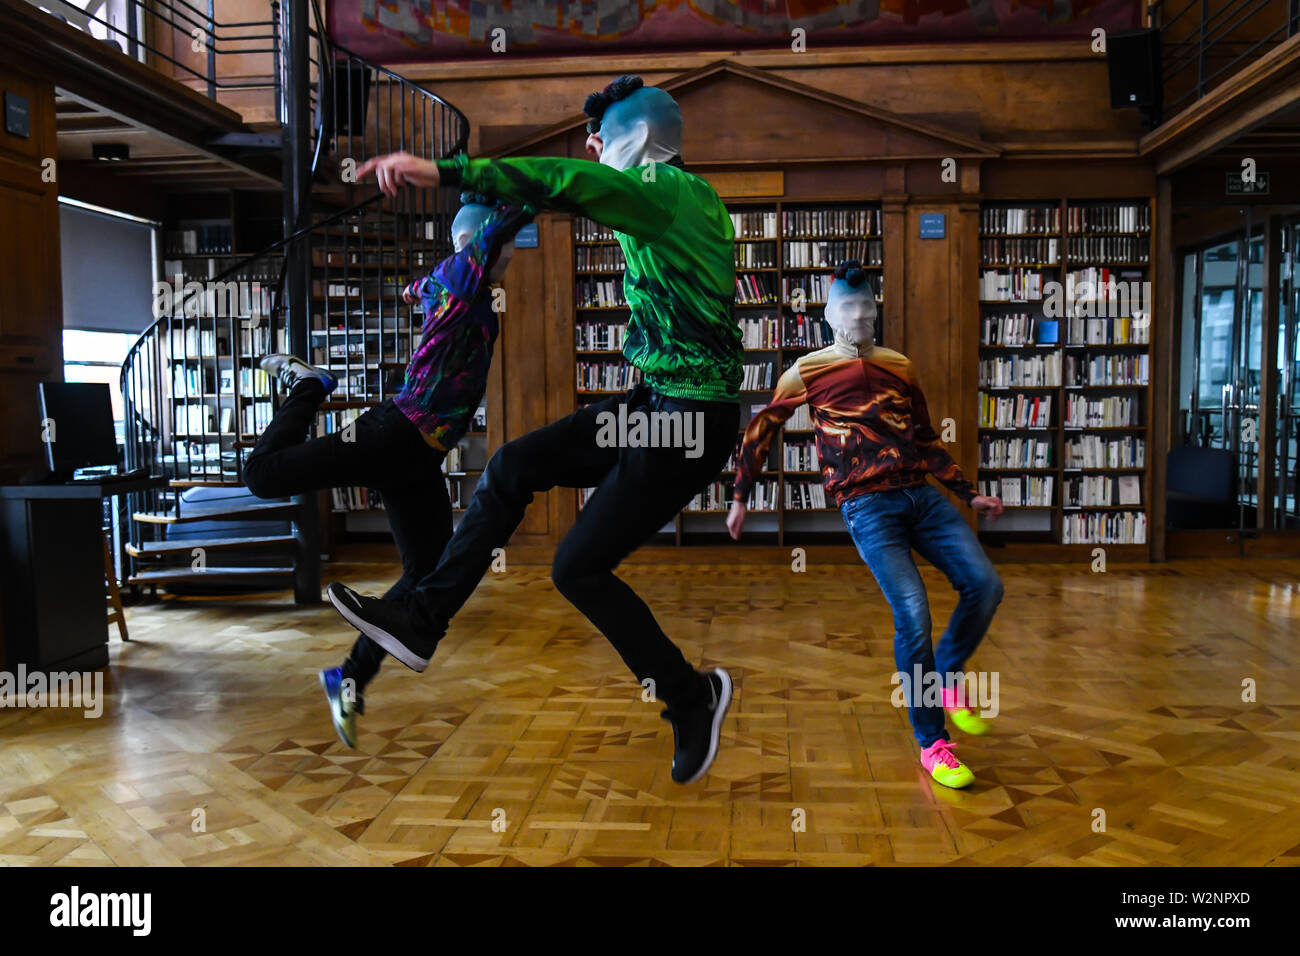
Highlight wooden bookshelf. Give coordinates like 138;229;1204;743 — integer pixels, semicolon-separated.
976;198;1153;551
572;200;884;546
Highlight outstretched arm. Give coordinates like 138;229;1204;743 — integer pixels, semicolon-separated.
357;151;674;242
730;364;808;539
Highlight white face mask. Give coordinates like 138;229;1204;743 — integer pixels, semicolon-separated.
825;294;876;351
598;118;678;172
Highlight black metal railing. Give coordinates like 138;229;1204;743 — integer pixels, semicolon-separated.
118;0;468;583
1153;0;1300;113
31;0;294;108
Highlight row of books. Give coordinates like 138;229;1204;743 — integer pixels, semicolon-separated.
1068;204;1150;235
782;315;836;350
731;210;779;239
781;273;882;303
331;486;384;512
1064;314;1150;345
980;312;1052;347
784;441;820;471
784;240;882;269
1064;435;1145;469
979;392;1053;429
979;352;1062;388
165;223;233;256
1064;394;1141;428
1067;236;1150;263
576;245;626;272
736;273;778;305
1064;353;1149;386
739;315;781;349
1064;269;1148;306
786;481;829;510
736;242;777;269
980;238;1059;267
783;208;879;239
979;436;1052;469
171;366;271;398
688;479;777;512
978;475;1054;507
1065;475;1142;507
576;322;628;352
1062;510;1147;544
575;219;617;242
980;268;1047;301
576;276;626;308
740;362;775;391
577;361;643;392
981;207;1060;236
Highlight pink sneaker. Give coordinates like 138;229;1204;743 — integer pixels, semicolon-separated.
920;738;974;788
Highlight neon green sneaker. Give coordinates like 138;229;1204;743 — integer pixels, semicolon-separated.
942;687;991;736
920;739;975;789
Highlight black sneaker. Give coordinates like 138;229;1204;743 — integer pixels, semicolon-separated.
326;582;437;673
260;353;337;395
661;667;732;785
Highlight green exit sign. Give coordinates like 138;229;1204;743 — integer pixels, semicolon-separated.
1226;171;1269;195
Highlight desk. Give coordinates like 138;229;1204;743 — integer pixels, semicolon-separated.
0;475;165;670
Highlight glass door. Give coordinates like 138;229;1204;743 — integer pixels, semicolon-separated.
1275;224;1300;528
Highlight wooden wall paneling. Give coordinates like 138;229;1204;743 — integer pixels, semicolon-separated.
543;213;577;542
0;65;62;484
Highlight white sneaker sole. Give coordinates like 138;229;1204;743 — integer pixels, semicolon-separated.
327;587;430;673
682;667;732;784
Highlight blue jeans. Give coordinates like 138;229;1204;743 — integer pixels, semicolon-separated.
841;484;1004;748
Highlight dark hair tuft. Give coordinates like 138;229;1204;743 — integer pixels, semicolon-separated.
833;259;869;289
582;75;644;132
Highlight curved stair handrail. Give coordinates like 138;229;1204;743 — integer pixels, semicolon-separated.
118;0;469;590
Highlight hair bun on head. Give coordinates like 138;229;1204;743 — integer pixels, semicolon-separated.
583;75;645;131
459;191;494;207
833;259;868;289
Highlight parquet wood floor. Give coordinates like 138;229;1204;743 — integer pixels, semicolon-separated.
2;557;1299;866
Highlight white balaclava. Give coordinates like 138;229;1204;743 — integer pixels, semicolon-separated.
583;75;682;172
451;191;515;279
824;260;877;357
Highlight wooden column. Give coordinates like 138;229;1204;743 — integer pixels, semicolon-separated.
1151;177;1174;561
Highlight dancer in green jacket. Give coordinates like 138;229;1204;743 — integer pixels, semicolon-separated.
330;76;742;784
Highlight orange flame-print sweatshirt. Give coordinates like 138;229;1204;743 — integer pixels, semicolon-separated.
734;340;976;508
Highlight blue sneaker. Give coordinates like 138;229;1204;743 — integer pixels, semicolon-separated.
319;667;363;748
261;353;337;395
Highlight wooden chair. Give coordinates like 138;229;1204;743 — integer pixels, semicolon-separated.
103;528;129;642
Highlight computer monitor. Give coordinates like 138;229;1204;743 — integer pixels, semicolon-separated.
38;381;119;480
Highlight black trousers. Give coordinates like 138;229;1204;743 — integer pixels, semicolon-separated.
243;382;451;689
408;384;740;708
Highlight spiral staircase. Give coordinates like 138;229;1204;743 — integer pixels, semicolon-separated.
116;0;468;601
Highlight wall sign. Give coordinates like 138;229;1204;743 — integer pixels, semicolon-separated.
514;223;538;248
4;92;30;139
1226;172;1269;196
919;213;946;239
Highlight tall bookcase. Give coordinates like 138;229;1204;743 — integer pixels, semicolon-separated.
572;200;883;546
161;201;285;487
309;208;487;537
977;198;1152;553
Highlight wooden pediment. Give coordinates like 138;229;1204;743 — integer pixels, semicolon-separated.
488;59;998;165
